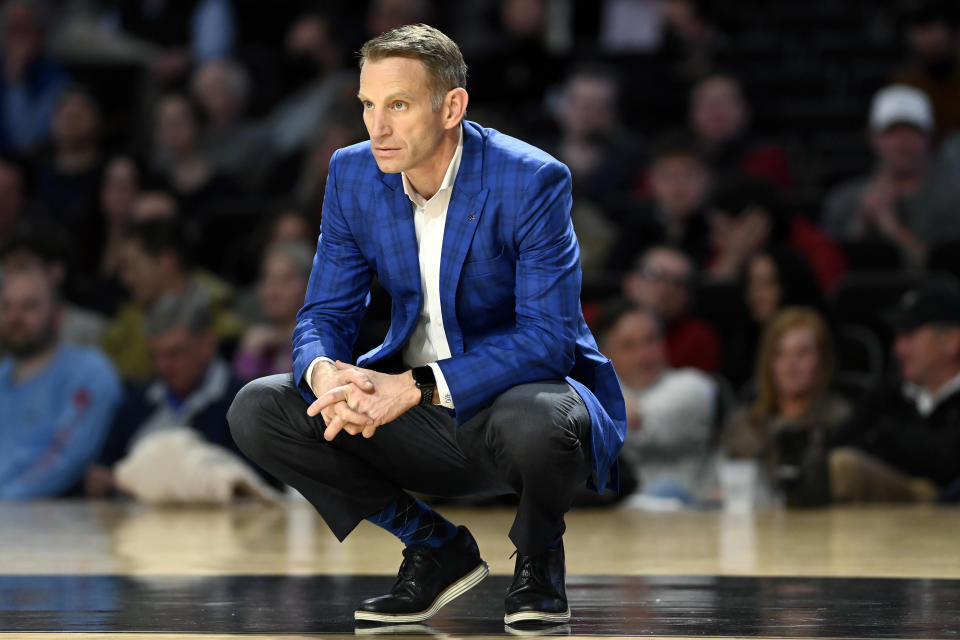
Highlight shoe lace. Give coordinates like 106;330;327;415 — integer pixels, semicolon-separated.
396;544;441;584
509;550;540;588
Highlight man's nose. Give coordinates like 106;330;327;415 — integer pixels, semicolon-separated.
371;111;392;138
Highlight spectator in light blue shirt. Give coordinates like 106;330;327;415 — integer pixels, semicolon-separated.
0;1;68;153
0;267;121;499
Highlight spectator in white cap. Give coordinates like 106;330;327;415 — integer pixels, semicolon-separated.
820;84;960;267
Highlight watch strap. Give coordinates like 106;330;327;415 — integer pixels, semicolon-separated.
413;366;436;406
418;383;435;406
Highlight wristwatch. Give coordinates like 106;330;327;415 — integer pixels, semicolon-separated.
412;366;436;406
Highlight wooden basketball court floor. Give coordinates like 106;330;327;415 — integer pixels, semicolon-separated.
1;500;959;640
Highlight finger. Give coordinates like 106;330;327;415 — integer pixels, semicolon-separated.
335;402;373;426
335;361;374;391
323;416;344;441
344;423;365;436
362;423;379;438
308;386;349;416
307;398;325;417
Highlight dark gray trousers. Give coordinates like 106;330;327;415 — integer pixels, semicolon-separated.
227;374;592;555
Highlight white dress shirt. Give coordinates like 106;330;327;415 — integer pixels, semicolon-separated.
305;128;463;408
903;369;960;417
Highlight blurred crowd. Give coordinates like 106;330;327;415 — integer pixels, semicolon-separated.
2;0;960;508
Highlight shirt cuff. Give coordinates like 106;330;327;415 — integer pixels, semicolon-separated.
428;362;454;408
305;356;334;396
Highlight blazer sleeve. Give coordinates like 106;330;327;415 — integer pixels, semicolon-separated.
292;150;374;400
437;160;581;422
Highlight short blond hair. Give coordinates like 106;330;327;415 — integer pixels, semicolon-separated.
359;23;467;111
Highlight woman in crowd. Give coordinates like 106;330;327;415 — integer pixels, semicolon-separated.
723;307;851;506
67;154;142;314
723;246;826;389
232;241;312;381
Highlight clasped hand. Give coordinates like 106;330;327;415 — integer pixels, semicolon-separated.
307;361;419;441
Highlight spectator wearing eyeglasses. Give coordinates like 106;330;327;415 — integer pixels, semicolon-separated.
623;246;721;373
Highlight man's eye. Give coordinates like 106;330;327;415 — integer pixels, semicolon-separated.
394;102;405;110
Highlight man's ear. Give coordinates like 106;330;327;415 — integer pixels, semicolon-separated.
944;327;960;360
443;87;468;129
198;329;218;360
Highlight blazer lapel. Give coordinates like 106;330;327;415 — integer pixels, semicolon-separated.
377;171;421;284
439;123;489;356
375;172;422;349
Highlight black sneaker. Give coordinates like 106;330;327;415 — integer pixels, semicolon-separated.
354;526;489;623
503;541;570;625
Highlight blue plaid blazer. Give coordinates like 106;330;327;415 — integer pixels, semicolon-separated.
292;121;626;492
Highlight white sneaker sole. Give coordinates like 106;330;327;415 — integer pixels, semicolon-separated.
354;623;434;635
503;607;571;625
354;561;489;623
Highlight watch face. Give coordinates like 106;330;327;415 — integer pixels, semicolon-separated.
413;366;436;387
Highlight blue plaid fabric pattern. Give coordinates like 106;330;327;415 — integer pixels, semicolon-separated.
292;121;626;492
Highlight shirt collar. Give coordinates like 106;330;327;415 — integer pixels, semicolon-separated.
903;369;960;417
401;125;463;208
147;357;230;411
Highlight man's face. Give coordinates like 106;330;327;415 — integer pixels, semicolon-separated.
907;21;954;60
894;325;959;387
650;154;711;218
149;327;215;398
259;252;308;323
192;61;242;125
0;271;60;358
627;250;693;321
872;124;930;175
3;3;41;62
120;240;168;305
559;75;617;139
155;96;198;158
359;57;447;177
691;76;746;145
603;311;666;390
52;93;99;148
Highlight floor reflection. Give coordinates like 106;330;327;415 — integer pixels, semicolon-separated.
1;574;958;637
